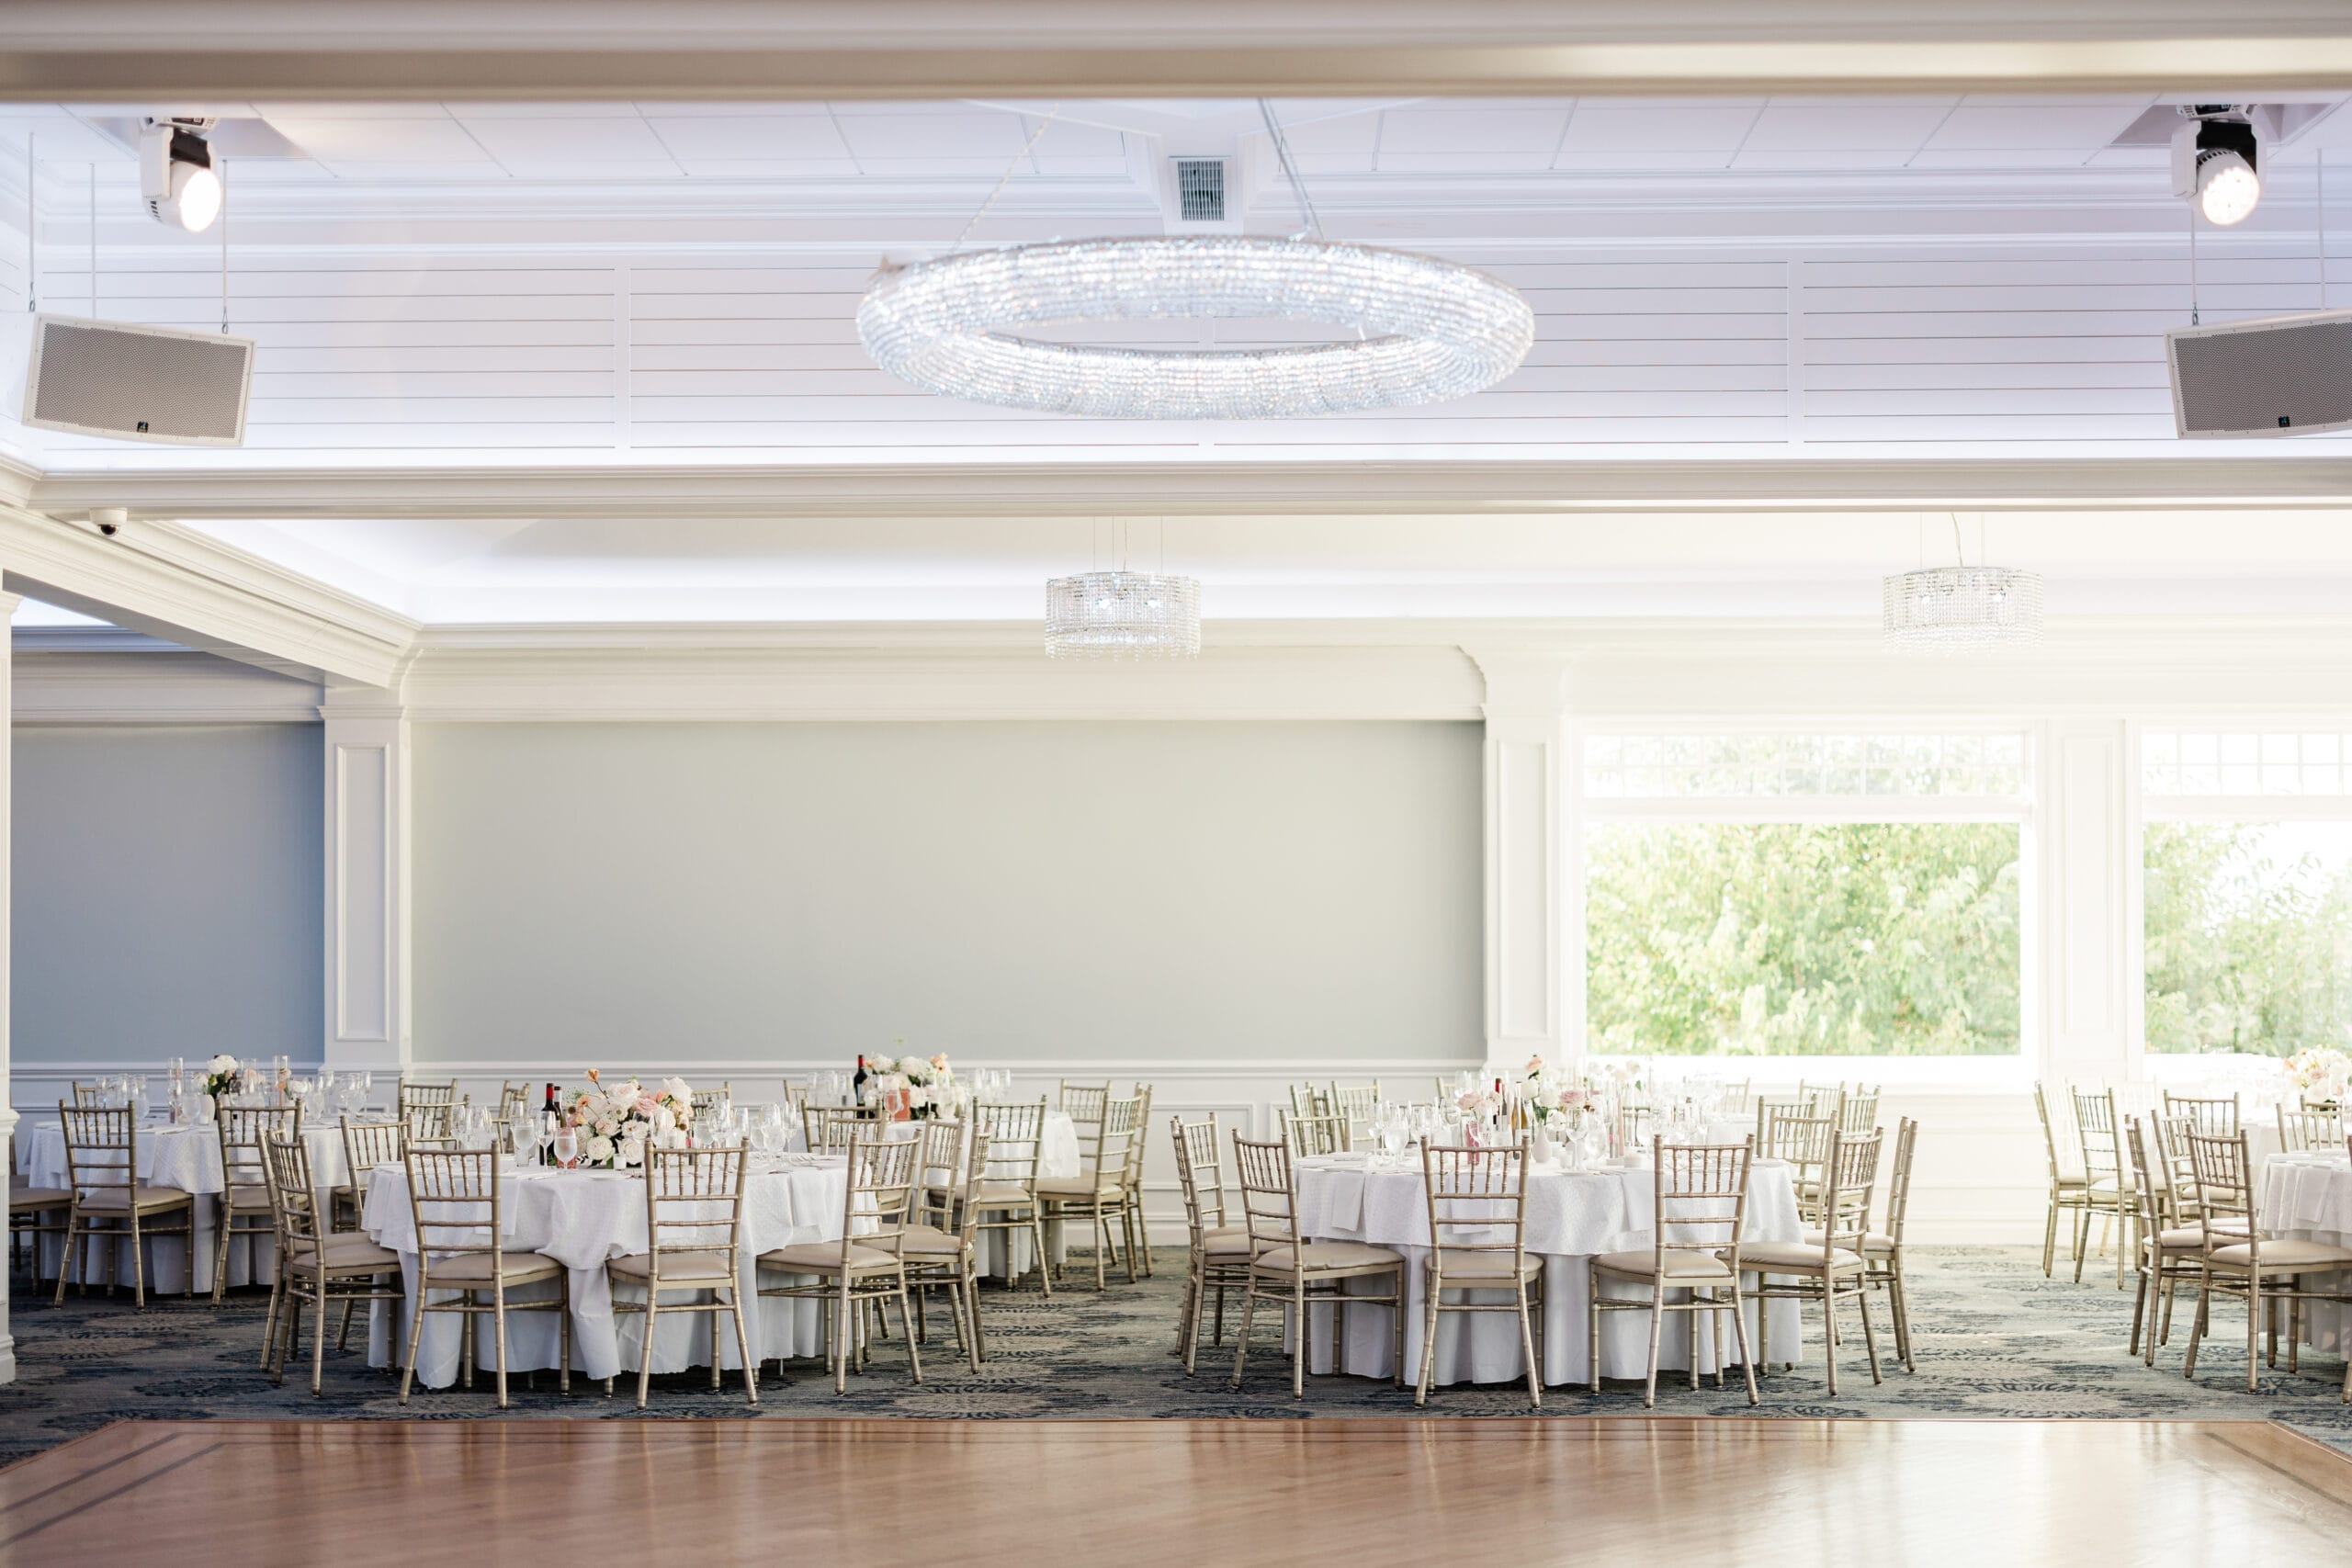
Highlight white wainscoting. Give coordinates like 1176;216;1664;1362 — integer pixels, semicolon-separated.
11;1060;2048;1247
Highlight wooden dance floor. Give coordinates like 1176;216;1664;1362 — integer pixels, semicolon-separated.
6;1417;2350;1565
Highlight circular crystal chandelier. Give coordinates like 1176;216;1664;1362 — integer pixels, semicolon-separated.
858;235;1533;420
1046;570;1201;660
1883;566;2044;653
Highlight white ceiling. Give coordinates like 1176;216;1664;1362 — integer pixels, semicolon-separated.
9;92;2352;626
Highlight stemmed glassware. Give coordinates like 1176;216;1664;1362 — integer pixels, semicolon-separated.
550;1124;579;1169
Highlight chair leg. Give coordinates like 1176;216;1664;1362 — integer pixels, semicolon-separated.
129;1213;147;1308
398;1281;430;1404
729;1290;759;1405
895;1275;923;1385
260;1260;286;1370
211;1201;233;1306
2183;1272;2211;1381
1820;1277;1838;1398
1642;1292;1665;1408
560;1272;573;1395
1516;1282;1542;1410
1030;1212;1053;1298
1231;1278;1259;1389
1855;1282;1883;1385
1291;1278;1307;1400
311;1280;330;1396
2129;1260;2150;1358
2246;1278;2263;1393
2072;1208;2089;1283
1728;1284;1759;1405
1587;1274;1603;1395
2041;1197;2059;1277
55;1213;79;1306
635;1292;655;1410
833;1275;853;1395
338;1298;356;1352
1415;1273;1442;1407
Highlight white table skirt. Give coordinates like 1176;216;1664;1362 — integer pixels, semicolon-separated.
358;1156;852;1388
1289;1156;1804;1387
17;1119;345;1293
2256;1153;2352;1355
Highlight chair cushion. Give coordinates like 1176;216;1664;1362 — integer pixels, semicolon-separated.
1250;1241;1404;1277
1198;1224;1253;1256
1591;1249;1736;1283
607;1250;735;1285
1741;1240;1867;1273
222;1182;274;1213
1037;1175;1115;1197
421;1249;563;1286
2148;1226;2207;1251
8;1188;73;1213
758;1241;904;1275
2208;1239;2352;1271
972;1181;1035;1208
1430;1250;1544;1281
288;1232;400;1273
75;1184;193;1213
1803;1230;1896;1256
896;1224;970;1258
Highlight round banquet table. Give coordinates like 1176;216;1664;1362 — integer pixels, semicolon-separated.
789;1110;1083;1281
358;1154;854;1389
2256;1152;2352;1356
1290;1153;1804;1387
17;1118;349;1293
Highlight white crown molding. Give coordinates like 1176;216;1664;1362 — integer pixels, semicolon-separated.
11;647;324;724
32;457;2352;523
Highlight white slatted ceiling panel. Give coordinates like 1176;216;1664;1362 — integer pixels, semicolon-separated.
17;242;2352;458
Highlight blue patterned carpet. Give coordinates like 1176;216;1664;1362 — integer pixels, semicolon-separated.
2;1247;2346;1465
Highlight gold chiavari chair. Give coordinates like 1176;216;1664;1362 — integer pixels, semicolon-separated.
399;1079;457;1116
2032;1082;2094;1278
2069;1087;2132;1288
606;1144;757;1409
212;1102;299;1305
1288;1083;1331;1119
1589;1138;1760;1407
1125;1083;1156;1278
2151;1112;2209;1227
970;1099;1053;1294
260;1132;402;1394
1719;1079;1754;1115
1838;1084;1881;1136
2165;1091;2240;1135
1793;1081;1844;1116
1747;1128;1886;1396
2181;1129;2352;1396
1418;1136;1544;1409
1836;1116;1920;1373
396;1147;571;1408
1042;1092;1142;1289
689;1083;734;1117
901;1121;989;1371
1281;1109;1352;1158
1059;1081;1111;1129
55;1104;196;1306
758;1132;925;1394
497;1081;530;1122
1329;1083;1382;1137
1170;1114;1250;1375
1614;1103;1654;1157
7;1133;70;1292
802;1102;879;1153
334;1117;408;1232
1758;1108;1836;1224
69;1082;105;1108
2122;1117;2207;1369
1228;1132;1406;1400
2278;1102;2346;1153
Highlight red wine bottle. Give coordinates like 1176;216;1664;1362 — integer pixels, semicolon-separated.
541;1083;560;1165
853;1055;871;1100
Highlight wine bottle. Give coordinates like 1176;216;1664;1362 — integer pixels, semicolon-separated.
541;1082;560;1166
853;1054;870;1101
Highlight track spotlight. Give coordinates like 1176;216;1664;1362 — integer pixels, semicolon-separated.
2173;108;2260;227
141;117;221;232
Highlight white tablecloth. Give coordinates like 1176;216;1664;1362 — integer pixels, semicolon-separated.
1290;1155;1804;1386
16;1119;347;1292
358;1155;851;1388
2256;1153;2352;1355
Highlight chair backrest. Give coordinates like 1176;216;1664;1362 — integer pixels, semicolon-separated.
497;1081;529;1121
2184;1130;2258;1259
1419;1137;1530;1276
974;1100;1047;1193
1613;1102;1653;1155
640;1144;747;1281
2122;1116;2168;1245
2070;1087;2121;1181
2149;1112;2204;1222
403;1147;507;1270
1288;1083;1332;1121
835;1133;922;1265
1648;1139;1755;1277
1058;1082;1110;1126
1126;1085;1155;1183
1720;1078;1754;1114
2278;1102;2346;1153
1281;1109;1351;1157
1081;1094;1143;1195
400;1079;457;1112
1838;1084;1881;1136
58;1104;137;1198
690;1083;734;1115
913;1116;968;1227
2164;1091;2239;1134
1230;1133;1298;1258
1329;1083;1378;1143
405;1102;457;1146
1793;1081;1843;1115
1757;1106;1834;1168
1816;1128;1884;1258
1881;1117;1919;1246
340;1116;408;1226
1170;1114;1227;1236
804;1102;879;1153
263;1131;327;1253
218;1102;300;1194
70;1081;105;1107
2031;1081;2070;1184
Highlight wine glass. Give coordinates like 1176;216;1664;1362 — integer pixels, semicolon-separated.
551;1125;579;1169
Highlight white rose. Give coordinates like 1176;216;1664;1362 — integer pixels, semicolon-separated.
653;1103;677;1134
586;1134;616;1165
868;1056;895;1077
616;1134;646;1168
594;1116;618;1137
208;1054;237;1074
660;1077;693;1104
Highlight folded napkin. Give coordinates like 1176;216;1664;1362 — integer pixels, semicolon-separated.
1324;1169;1367;1229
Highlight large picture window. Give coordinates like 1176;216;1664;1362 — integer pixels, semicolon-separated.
2143;730;2352;1057
1582;730;2030;1060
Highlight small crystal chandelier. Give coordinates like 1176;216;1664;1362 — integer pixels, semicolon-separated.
858;103;1533;420
1883;515;2043;654
1045;520;1201;660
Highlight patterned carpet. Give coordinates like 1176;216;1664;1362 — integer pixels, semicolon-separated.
2;1246;2347;1465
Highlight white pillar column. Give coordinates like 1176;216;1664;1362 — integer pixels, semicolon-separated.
1466;649;1576;1071
2037;716;2135;1086
0;587;21;1382
322;690;411;1077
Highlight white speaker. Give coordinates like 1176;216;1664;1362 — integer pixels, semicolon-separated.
12;313;254;446
2166;308;2352;438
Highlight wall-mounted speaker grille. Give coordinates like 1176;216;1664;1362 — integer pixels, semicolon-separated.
2167;309;2352;438
22;315;254;446
1174;159;1227;223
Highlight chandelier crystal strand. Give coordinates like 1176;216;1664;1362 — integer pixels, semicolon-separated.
1045;570;1201;660
1882;566;2044;653
858;236;1533;419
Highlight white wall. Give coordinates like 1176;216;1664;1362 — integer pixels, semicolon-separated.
409;720;1484;1070
12;722;322;1068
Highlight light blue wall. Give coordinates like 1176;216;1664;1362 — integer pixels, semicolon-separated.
13;723;323;1065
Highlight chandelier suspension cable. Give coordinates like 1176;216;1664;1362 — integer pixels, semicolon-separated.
950;105;1060;254
2322;151;2331;311
1951;512;1967;568
219;155;229;333
2188;196;2202;326
1258;99;1324;243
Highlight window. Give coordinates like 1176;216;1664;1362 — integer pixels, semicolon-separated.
1582;729;2030;1059
2143;729;2352;1057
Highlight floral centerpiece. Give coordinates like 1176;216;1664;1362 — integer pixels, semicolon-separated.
2285;1046;2351;1108
200;1054;242;1105
866;1052;954;1120
563;1069;694;1169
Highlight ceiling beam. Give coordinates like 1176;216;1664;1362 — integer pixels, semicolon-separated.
6;2;2352;101
0;505;414;686
30;457;2352;521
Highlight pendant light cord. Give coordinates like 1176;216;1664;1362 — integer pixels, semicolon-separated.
2188;199;2202;327
1950;512;1966;568
1259;99;1324;242
219;156;230;333
950;106;1060;253
2322;152;2331;312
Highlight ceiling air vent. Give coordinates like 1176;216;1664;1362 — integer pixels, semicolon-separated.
1174;158;1227;223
